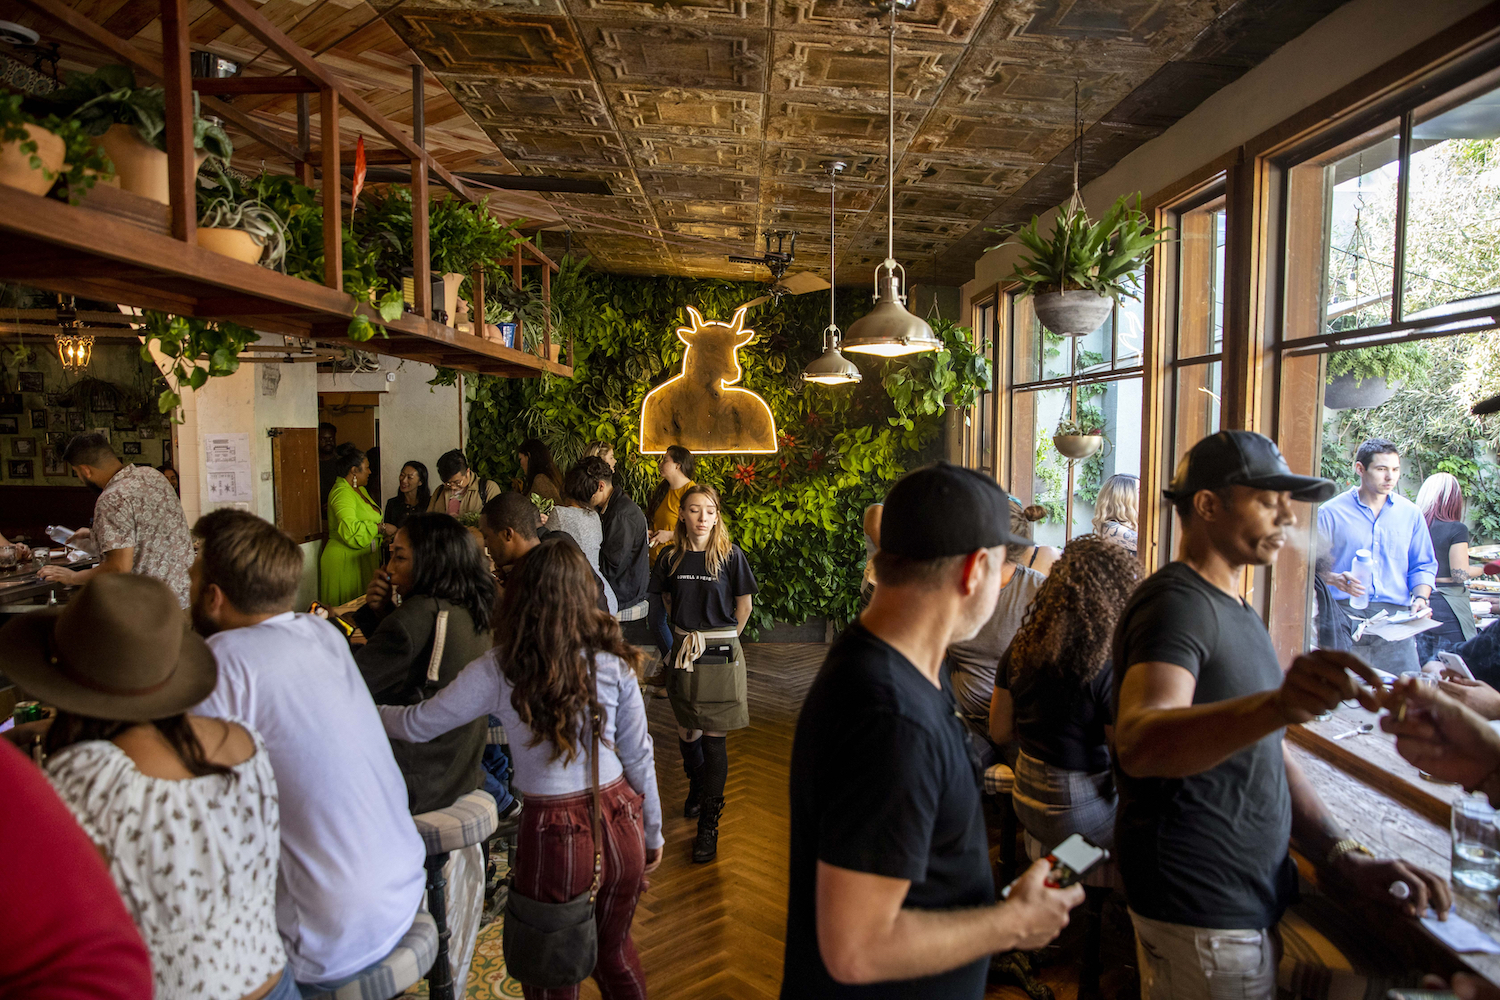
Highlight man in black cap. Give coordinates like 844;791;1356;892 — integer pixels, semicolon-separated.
1113;431;1449;1000
781;461;1083;1000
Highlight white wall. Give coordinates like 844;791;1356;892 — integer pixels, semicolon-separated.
317;360;467;491
964;0;1493;297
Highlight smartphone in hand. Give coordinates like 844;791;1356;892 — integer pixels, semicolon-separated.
1001;834;1109;898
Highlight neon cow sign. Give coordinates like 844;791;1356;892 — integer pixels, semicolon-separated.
640;305;778;455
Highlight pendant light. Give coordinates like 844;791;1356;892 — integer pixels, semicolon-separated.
54;296;93;374
841;0;940;358
803;161;862;386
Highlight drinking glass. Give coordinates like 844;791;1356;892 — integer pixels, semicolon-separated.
1451;798;1500;893
0;545;15;571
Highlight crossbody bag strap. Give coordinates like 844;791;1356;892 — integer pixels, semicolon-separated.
587;654;603;905
425;609;450;684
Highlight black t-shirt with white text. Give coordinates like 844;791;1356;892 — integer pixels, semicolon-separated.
782;623;993;1000
1112;561;1296;930
648;546;758;631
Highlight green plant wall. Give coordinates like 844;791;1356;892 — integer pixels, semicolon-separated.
463;259;991;632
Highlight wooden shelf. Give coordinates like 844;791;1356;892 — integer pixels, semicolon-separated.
0;185;571;379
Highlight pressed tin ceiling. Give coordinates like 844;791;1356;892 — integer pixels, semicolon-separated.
375;0;1354;282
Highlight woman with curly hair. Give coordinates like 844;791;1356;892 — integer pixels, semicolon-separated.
378;535;662;998
989;534;1142;868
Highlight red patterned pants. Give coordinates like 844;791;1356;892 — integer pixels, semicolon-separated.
513;777;649;1000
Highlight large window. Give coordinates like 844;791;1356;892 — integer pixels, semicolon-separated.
970;298;998;476
1007;292;1144;548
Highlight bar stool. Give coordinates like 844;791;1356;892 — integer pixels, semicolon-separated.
413;789;499;1000
982;762;1019;884
300;911;438;1000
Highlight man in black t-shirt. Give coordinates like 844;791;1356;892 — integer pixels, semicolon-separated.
1113;431;1450;1000
783;462;1082;1000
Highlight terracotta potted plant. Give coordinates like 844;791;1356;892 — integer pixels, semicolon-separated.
39;65;232;205
197;168;288;268
987;193;1167;337
0;93;113;201
1052;416;1105;460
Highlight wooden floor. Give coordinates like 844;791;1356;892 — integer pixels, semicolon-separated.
579;642;1085;1000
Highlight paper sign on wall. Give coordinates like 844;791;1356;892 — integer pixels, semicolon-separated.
204;432;253;504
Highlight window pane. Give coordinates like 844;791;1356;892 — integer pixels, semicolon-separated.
1404;83;1500;319
1116;294;1145;368
1012;294;1041;384
1010;387;1070;549
1071;377;1143;538
1177;203;1226;358
1174;361;1222;464
1284;121;1400;339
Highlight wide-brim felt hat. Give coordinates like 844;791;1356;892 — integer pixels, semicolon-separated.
0;573;216;722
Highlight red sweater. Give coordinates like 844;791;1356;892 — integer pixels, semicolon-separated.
0;738;152;998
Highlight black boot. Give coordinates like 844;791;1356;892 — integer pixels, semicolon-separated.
683;762;705;818
692;795;724;863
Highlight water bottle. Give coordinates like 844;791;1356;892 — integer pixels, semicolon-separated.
1349;548;1374;611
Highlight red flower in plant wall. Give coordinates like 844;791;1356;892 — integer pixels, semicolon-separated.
805;412;824;428
779;432;798;450
808;450;825;472
733;462;758;486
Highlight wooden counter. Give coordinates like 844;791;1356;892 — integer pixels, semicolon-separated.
1289;707;1500;984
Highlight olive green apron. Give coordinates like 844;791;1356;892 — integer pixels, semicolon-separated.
665;632;749;732
1435;581;1479;642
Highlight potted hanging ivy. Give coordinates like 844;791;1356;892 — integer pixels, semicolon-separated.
196;167;289;268
1053;416;1105;460
0;93;114;201
1323;342;1427;409
39;65;232;205
987;193;1167;337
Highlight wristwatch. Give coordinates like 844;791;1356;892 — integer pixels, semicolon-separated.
1326;838;1374;868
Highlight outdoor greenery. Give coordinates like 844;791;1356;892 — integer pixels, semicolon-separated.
985;193;1167;303
461;262;990;632
1325;341;1428;384
0;92;115;203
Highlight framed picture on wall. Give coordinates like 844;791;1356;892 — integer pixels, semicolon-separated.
162;440;172;464
43;447;66;477
8;459;34;480
67;411;85;431
29;409;46;429
12;437;36;457
87;383;117;412
17;372;43;393
0;416;16;435
112;413;134;431
89;427;111;444
0;394;21;414
122;440;142;455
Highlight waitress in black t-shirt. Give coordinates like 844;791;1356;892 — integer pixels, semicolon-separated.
1417;473;1486;659
648;484;757;864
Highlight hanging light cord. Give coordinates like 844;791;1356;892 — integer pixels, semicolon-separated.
886;2;896;266
829;164;838;347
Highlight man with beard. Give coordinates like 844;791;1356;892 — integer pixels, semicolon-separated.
38;432;191;607
1114;431;1449;1000
317;421;340;514
188;509;426;992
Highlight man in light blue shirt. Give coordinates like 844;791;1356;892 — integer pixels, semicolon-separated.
1316;438;1437;672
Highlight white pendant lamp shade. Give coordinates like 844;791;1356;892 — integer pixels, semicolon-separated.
841;1;938;358
842;265;940;356
802;160;862;386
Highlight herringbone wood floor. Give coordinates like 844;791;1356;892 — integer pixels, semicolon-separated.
569;642;1081;1000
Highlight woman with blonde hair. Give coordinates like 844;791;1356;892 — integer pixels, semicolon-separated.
1092;473;1140;555
648;484;758;863
1417;472;1488;659
581;440;616;471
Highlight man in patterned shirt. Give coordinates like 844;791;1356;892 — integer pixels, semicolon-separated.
38;432;192;607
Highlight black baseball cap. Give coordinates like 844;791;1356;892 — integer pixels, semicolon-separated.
880;461;1018;558
1164;430;1336;504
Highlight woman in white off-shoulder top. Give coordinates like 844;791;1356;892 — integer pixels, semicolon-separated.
46;714;290;1000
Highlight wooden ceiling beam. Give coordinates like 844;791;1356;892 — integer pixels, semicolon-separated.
195;77;319;96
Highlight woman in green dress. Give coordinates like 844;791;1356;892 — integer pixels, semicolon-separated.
320;444;387;606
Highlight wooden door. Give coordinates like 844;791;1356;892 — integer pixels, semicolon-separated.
271;427;322;543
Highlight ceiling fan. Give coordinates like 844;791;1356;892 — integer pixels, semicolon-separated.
729;231;831;308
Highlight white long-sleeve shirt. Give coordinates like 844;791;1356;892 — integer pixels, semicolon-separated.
380;649;663;849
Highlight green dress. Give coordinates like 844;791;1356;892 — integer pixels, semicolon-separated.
320;478;382;606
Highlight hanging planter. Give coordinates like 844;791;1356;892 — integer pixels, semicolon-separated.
1322;343;1425;409
1033;290;1116;338
1053;418;1105;460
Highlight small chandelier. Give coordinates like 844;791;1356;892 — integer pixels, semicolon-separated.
840;0;940;358
803;161;862;386
54;297;93;373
